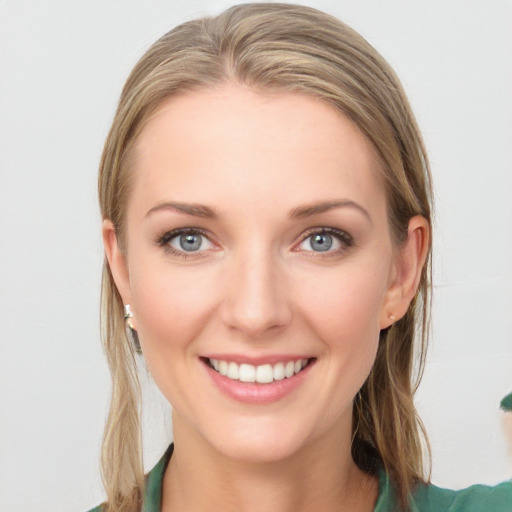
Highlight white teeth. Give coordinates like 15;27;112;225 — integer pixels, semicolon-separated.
209;358;309;384
227;362;239;379
256;364;273;383
285;361;295;378
273;362;285;380
239;363;256;383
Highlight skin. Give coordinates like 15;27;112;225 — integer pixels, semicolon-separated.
104;84;429;512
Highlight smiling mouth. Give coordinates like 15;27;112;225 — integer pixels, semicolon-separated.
205;358;314;384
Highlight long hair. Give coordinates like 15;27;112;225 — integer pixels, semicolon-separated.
98;4;433;510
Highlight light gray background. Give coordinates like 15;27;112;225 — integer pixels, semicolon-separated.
1;1;511;511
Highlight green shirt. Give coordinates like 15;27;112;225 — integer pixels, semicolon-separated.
89;444;512;511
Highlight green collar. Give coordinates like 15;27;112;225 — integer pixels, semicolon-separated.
143;444;174;512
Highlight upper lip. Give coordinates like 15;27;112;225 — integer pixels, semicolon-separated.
201;354;315;366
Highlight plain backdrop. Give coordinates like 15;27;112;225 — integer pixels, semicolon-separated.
1;1;511;511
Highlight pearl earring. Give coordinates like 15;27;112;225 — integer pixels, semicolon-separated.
124;304;142;353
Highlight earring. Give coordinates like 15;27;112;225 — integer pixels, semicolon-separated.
124;304;142;353
388;313;397;322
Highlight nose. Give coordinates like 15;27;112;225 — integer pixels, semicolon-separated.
220;246;292;339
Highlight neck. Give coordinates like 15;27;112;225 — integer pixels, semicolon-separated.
161;415;378;512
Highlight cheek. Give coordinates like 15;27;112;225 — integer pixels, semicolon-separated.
127;259;224;409
128;258;221;355
294;263;389;389
297;263;388;342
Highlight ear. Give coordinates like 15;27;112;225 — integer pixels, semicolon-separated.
379;215;430;329
102;219;132;306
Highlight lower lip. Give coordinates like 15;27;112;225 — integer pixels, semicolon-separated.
204;360;314;404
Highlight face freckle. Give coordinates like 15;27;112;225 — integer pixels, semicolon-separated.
118;84;399;463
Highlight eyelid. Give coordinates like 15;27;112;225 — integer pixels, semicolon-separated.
156;227;218;257
294;227;353;254
157;227;211;244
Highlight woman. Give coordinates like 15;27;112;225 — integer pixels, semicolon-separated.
90;3;512;511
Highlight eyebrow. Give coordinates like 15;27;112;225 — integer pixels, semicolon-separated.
145;199;371;223
146;201;217;219
289;200;372;223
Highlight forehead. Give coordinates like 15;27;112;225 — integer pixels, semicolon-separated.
129;85;386;218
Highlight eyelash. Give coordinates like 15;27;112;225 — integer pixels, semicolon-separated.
296;227;353;256
155;226;353;259
156;227;213;260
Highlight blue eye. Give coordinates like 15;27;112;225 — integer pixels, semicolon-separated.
175;233;203;251
298;229;351;253
159;229;214;255
310;233;334;252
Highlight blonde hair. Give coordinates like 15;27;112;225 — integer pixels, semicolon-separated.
98;3;432;511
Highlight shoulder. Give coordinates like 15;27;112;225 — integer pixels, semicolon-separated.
411;479;512;512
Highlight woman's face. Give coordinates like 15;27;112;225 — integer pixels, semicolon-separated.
106;85;417;462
